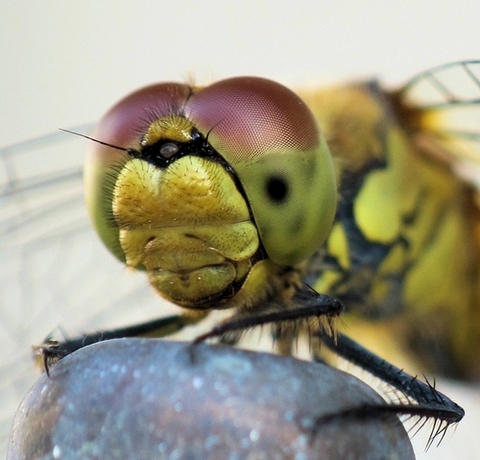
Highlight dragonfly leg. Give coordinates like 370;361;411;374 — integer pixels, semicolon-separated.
318;332;465;447
35;311;210;374
192;287;343;344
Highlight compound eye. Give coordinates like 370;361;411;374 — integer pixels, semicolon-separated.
186;76;320;164
185;77;337;265
84;83;191;262
91;83;191;152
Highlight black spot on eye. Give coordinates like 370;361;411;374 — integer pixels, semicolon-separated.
266;176;289;203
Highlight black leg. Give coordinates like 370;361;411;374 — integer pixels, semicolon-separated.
318;332;464;446
36;314;189;374
193;288;343;344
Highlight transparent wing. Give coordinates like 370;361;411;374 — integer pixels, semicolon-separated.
0;126;178;456
396;60;480;189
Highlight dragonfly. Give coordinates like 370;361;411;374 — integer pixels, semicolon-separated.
1;61;479;457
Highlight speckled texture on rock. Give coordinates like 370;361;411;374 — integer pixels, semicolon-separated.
8;339;414;460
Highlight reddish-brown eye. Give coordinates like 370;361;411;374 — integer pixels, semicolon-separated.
92;83;191;150
84;83;191;261
185;77;320;163
186;77;336;265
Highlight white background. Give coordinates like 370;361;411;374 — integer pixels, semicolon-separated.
1;1;479;459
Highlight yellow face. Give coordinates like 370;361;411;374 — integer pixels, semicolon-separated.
84;78;337;309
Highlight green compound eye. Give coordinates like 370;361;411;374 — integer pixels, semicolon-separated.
185;77;337;265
